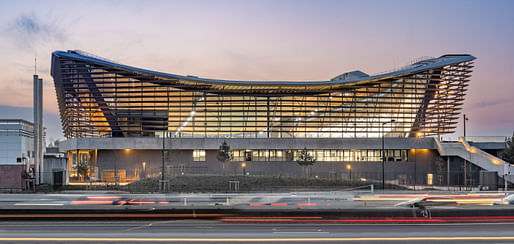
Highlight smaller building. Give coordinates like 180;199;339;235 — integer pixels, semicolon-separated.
0;120;67;189
0;120;34;189
0;119;34;166
43;145;68;187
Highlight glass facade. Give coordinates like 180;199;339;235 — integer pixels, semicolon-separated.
52;51;474;139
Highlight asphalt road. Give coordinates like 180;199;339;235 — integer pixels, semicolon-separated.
1;220;514;243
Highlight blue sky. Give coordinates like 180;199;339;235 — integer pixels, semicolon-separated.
0;0;513;142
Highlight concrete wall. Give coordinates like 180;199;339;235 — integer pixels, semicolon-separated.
90;148;441;184
60;137;436;151
59;137;444;183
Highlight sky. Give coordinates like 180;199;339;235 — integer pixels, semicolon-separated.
0;0;513;143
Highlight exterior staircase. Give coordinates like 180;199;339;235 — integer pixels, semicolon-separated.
435;137;513;183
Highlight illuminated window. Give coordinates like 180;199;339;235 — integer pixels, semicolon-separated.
269;150;276;161
230;150;245;161
337;150;343;161
401;150;408;161
259;150;266;161
193;150;205;161
344;150;350;161
316;150;324;161
427;173;433;185
253;151;258;161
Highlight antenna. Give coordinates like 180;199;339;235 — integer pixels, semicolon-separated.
34;54;37;75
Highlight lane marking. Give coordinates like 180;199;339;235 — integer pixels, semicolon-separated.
125;223;153;232
0;213;224;218
13;203;64;206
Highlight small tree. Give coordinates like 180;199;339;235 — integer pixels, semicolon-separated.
76;161;89;182
296;147;316;177
501;132;514;164
217;141;233;174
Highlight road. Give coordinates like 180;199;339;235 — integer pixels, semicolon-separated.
1;220;514;243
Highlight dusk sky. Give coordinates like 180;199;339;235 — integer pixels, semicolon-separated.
0;0;513;142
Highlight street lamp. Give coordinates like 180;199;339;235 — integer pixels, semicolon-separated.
161;130;166;191
346;164;352;183
242;162;246;176
463;114;469;139
413;132;422;190
382;119;395;190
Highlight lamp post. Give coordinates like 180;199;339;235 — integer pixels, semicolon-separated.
463;114;468;139
413;148;416;190
381;119;395;190
161;87;170;192
161;130;166;191
346;164;352;183
242;162;246;176
413;132;422;190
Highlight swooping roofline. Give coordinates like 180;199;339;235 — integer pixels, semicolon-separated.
52;50;475;87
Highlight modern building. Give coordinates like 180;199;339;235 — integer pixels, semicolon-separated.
51;50;511;186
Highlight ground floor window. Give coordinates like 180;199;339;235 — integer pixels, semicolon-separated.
427;173;433;185
193;149;206;161
230;149;409;162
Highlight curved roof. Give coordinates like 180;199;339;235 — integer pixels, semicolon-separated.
52;50;475;90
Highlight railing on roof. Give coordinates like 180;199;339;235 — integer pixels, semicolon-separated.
71;50;118;64
372;56;435;76
464;136;509;143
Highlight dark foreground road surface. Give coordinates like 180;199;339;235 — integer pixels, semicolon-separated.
1;220;514;243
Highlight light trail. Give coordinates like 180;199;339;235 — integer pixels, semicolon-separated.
1;236;514;242
0;213;226;218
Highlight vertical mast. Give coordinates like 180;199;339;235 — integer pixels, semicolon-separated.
33;75;39;184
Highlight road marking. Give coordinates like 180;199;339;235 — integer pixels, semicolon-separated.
1;237;514;242
13;203;64;206
125;223;153;232
273;232;330;234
